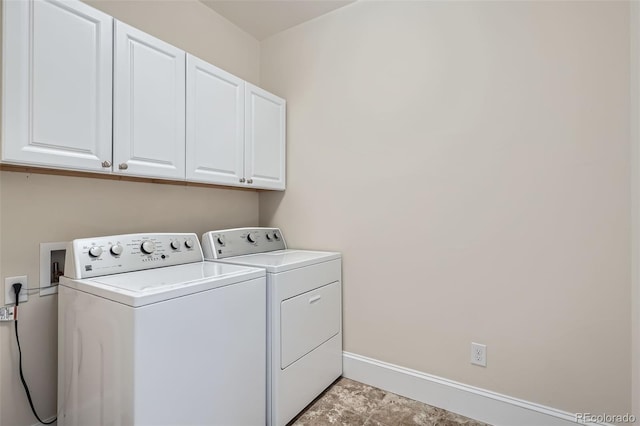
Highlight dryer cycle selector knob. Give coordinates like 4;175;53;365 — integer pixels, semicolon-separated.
170;240;180;250
273;231;280;240
265;233;272;241
110;244;123;256
185;238;195;249
246;232;256;243
88;246;103;258
141;240;156;254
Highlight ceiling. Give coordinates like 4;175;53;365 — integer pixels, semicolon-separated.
200;0;356;40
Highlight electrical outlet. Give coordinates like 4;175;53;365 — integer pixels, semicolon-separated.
471;342;487;367
5;276;28;305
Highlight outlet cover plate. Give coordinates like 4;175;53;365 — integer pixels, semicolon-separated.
471;342;487;367
5;276;28;305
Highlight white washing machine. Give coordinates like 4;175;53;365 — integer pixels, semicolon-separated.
58;233;266;426
202;227;342;426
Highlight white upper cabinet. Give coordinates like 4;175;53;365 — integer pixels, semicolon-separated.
187;61;286;190
186;54;245;186
2;0;113;172
245;83;286;190
113;21;186;180
3;3;285;189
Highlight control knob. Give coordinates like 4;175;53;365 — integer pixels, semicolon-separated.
273;231;280;240
88;246;103;258
141;240;156;254
265;233;272;241
246;232;256;243
110;244;123;256
185;238;195;249
170;240;180;250
217;236;225;246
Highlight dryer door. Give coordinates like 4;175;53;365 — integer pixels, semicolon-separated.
280;281;341;369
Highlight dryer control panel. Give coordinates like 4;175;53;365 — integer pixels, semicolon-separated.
65;233;204;279
202;227;286;259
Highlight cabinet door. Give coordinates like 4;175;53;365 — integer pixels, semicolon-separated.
2;0;113;172
113;21;185;180
186;55;244;186
245;83;286;190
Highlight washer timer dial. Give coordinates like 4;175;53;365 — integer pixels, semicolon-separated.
140;240;156;254
88;246;103;258
110;244;123;256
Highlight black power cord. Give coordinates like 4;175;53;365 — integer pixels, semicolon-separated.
13;283;57;425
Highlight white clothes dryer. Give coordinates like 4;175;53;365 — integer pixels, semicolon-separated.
59;233;266;426
202;227;342;426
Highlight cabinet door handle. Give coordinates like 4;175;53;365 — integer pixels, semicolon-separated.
247;179;253;184
309;295;322;304
239;178;246;183
101;160;111;168
119;163;128;170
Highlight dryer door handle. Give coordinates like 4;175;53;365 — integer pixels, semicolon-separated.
309;295;322;304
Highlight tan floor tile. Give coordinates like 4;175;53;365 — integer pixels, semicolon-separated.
290;377;490;426
366;392;440;425
292;406;366;425
323;377;388;416
363;417;389;426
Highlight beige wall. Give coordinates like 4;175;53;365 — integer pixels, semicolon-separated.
631;1;640;419
0;1;261;425
87;0;260;85
260;0;631;416
0;0;634;423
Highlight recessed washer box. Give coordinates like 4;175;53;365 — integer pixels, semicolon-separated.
40;241;67;296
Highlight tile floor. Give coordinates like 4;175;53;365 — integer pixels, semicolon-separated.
290;377;490;426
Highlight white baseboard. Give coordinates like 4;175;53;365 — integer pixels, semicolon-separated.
342;352;611;426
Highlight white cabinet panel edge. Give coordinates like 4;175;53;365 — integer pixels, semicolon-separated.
2;0;113;172
2;0;29;164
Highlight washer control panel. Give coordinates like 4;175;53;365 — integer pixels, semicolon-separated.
202;227;286;259
65;233;203;279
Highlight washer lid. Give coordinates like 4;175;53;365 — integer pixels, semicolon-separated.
60;262;265;307
213;249;341;273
